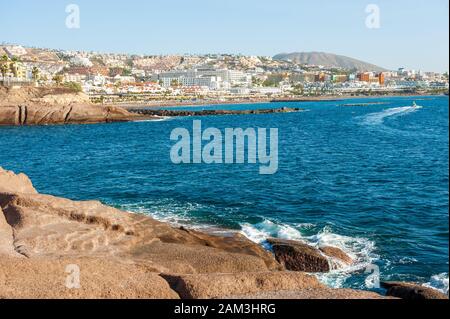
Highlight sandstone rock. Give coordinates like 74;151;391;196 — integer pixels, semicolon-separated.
0;191;278;273
35;92;90;106
320;246;353;266
0;256;179;299
0;207;23;257
0;167;37;194
0;104;140;125
0;86;144;125
163;272;325;299
382;282;449;300
0;167;425;299
268;238;330;272
0;167;279;276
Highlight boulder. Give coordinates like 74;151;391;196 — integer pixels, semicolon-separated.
382;282;449;300
0;167;37;194
162;272;325;299
320;246;353;266
0;86;144;125
268;238;330;272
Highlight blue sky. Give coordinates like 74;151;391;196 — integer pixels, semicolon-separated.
1;0;448;72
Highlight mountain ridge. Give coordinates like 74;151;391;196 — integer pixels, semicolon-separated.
273;52;387;72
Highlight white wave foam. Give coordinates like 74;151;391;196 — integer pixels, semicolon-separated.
134;116;172;122
397;257;419;265
240;219;304;244
240;219;378;288
120;199;211;229
307;226;379;288
424;273;449;295
360;106;422;126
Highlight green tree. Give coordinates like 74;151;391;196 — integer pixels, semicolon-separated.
31;67;40;82
0;54;9;78
53;74;64;86
122;68;132;76
263;74;284;87
9;56;19;78
0;55;9;79
64;81;82;92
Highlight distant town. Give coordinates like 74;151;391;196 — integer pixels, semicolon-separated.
1;44;448;105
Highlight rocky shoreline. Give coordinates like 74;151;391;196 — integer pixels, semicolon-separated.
0;87;148;126
0;167;447;299
129;107;302;117
0;87;303;126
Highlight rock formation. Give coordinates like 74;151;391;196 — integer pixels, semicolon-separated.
382;282;448;300
269;238;327;272
0;86;143;125
268;238;355;273
0;167;419;299
130;107;302;118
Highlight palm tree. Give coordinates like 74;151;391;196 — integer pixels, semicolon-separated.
0;64;8;79
31;67;40;82
0;55;9;79
9;56;19;78
53;74;64;86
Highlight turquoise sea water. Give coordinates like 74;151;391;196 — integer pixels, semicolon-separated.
0;96;448;293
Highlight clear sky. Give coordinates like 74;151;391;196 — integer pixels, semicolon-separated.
1;0;448;72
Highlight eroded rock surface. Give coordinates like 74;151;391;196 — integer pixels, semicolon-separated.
0;87;142;125
0;167;394;299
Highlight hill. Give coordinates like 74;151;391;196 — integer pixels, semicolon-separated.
273;52;387;72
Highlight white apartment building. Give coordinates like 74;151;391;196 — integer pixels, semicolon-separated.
158;68;251;90
161;75;221;90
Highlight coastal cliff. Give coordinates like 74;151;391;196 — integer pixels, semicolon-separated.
0;87;142;125
0;166;398;300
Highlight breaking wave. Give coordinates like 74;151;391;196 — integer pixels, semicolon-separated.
240;219;379;288
424;273;449;295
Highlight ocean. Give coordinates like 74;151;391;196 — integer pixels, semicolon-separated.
0;95;448;293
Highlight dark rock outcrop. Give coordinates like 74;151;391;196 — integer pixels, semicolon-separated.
382;282;449;300
268;238;330;272
130;107;302;117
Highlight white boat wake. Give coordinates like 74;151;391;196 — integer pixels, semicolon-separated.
360;105;422;126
